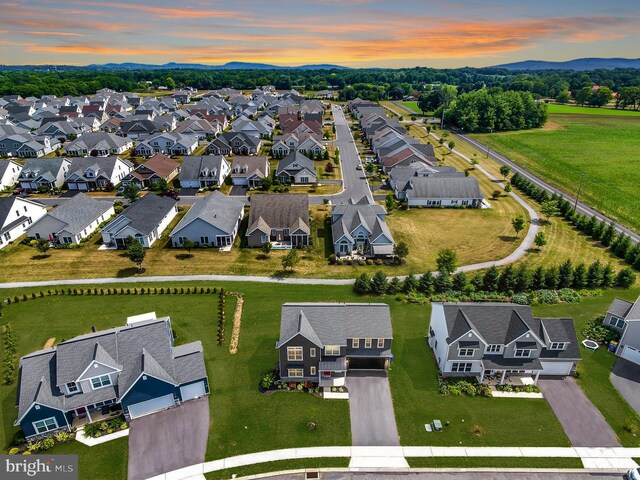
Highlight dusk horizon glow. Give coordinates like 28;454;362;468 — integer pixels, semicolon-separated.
1;0;639;68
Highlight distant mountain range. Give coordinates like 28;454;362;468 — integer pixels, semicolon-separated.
86;61;349;70
493;57;640;71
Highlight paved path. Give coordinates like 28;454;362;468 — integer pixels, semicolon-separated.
270;472;624;480
346;372;401;447
611;358;640;415
538;378;620;448
147;445;640;480
454;129;639;244
129;398;209;480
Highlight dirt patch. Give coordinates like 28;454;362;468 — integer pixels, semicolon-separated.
43;337;56;349
228;294;244;355
541;120;566;131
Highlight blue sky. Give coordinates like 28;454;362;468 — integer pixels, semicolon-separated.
0;0;638;67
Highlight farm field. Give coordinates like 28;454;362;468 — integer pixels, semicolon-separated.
471;114;640;232
547;104;640;116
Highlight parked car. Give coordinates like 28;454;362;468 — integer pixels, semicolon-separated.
356;164;363;170
627;469;640;480
13;187;24;195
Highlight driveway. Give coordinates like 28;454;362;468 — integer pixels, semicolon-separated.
611;358;640;415
538;377;619;447
346;371;400;446
128;397;209;480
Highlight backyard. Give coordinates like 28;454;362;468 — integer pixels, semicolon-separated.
1;281;640;479
470;113;640;232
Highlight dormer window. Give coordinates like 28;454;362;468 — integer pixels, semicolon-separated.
514;349;533;358
90;374;112;390
66;382;80;394
485;344;502;354
549;342;567;350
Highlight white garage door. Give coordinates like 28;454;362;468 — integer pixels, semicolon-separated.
233;177;249;186
128;394;175;419
540;361;573;375
621;345;640;366
180;381;206;401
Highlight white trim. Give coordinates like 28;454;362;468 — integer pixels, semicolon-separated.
32;416;59;434
287;346;304;361
15;402;66;425
64;382;80;395
89;373;113;390
377;338;385;348
74;360;122;383
119;372;179;401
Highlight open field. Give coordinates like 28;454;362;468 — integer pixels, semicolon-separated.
470;114;640;232
400;101;422;114
547;104;640;116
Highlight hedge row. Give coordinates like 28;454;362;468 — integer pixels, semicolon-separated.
2;323;16;385
217;287;225;346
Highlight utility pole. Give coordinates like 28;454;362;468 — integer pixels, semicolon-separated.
440;109;446;129
485;127;493;158
574;173;588;211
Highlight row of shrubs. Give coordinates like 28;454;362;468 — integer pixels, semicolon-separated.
495;384;541;393
83;417;127;438
217;288;225;346
4;286;221;304
329;255;392;266
8;430;73;455
353;260;634;297
511;172;640;272
582;316;621;344
438;378;492;397
2;322;16;385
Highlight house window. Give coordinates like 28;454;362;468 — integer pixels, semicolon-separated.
287;346;303;361
288;368;303;378
451;362;473;373
549;342;567;350
300;176;309;183
310;348;316;357
62;237;72;244
325;345;340;356
260;234;268;243
514;349;532;358
352;338;360;348
377;338;385;348
310;366;316;376
609;316;626;329
200;236;209;244
90;374;112;389
66;382;80;394
485;344;502;354
458;348;475;357
33;417;58;434
364;339;372;348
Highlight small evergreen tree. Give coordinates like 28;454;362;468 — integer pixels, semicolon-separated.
353;273;371;294
558;260;574;288
532;266;546;288
499;265;518;292
602;263;616;288
544;266;560;289
403;274;418;293
371;271;388;295
483;265;500;291
587;261;604;288
434;270;453;293
452;271;468;291
600;223;616;247
387;277;402;294
572;263;588;289
418;272;435;296
616;268;636;288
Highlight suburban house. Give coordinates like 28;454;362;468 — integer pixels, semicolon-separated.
246;194;309;248
134;132;198;156
17;158;71;191
0;159;22;190
179;155;231;189
230;156;269;188
0;196;47;249
65;156;134;191
276;303;393;392
65;132;133;157
275;151;317;184
121;153;180;188
15;312;208;440
331;196;394;257
207;132;261;155
26;193;114;244
603;296;640;366
428;302;581;384
271;133;324;157
100;194;178;248
170;190;244;249
0;134;60;158
403;177;484;208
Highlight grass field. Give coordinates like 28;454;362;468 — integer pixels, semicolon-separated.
471;114;640;232
407;457;584;468
547;104;640;116
400;101;422;114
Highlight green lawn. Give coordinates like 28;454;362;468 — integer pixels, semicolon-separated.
408;457;584;468
532;286;640;447
401;101;422;114
547;104;640;116
471;114;640;232
205;458;350;479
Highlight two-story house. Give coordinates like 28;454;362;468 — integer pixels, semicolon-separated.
275;151;317;185
65;156;134;191
603;296;640;366
0;196;47;249
428;302;581;384
179;155;231;189
276;303;393;394
0;159;22;191
14;313;209;440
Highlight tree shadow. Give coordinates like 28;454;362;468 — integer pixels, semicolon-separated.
271;269;295;278
498;235;519;242
175;253;193;260
116;267;138;278
255;253;269;260
31;254;50;260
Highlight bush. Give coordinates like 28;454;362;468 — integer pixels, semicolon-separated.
623;417;639;435
260;371;278;389
582;316;620;344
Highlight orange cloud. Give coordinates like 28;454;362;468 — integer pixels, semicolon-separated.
27;31;88;37
82;2;246;19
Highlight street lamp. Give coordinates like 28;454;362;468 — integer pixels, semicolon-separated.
485;127;493;158
574;173;588;212
440;109;446;129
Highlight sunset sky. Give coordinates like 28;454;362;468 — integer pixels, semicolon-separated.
1;0;639;68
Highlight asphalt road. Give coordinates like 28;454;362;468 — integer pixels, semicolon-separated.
453;129;639;244
611;358;640;415
271;473;625;480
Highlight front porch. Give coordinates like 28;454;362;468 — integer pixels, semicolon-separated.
479;357;544;386
70;404;123;428
318;357;348;388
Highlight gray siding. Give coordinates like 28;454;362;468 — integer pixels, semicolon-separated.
621;321;640;350
278;334;321;381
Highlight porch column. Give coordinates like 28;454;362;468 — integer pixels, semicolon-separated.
534;371;540;385
500;370;507;385
86;409;92;423
479;370;485;383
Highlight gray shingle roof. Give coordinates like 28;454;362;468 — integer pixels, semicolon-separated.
17;317;206;420
66;132;130;151
539;318;581;359
277;303;392;348
247;194;309;235
231;156;268;179
180;155;228;181
331;197;393;245
406;177;483;200
607;298;634;318
37;192;112;236
102;193;177;236
275;151;315;177
66;156;132;182
171;190;244;237
18;158;69;183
